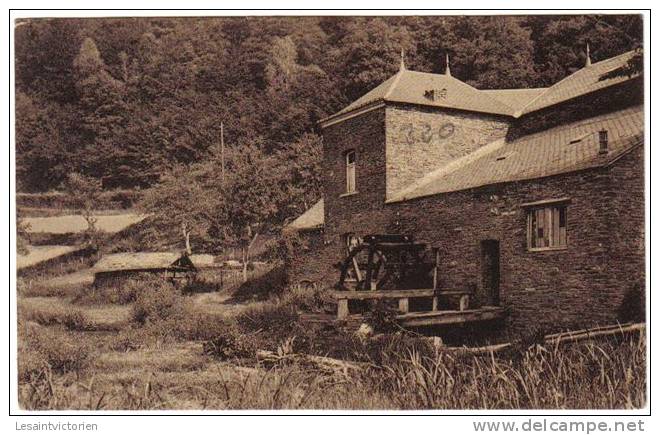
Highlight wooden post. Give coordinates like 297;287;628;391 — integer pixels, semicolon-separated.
433;248;439;290
364;246;375;290
459;294;470;311
399;298;409;313
337;299;349;319
432;248;439;311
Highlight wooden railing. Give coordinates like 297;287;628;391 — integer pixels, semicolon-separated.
332;288;472;319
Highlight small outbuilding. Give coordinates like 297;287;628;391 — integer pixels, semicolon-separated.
92;252;215;287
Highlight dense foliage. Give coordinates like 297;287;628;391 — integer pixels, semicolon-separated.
15;15;642;194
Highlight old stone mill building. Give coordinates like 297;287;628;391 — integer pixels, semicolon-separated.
287;49;644;335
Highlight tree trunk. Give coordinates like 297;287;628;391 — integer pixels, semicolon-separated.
242;246;248;282
182;223;192;255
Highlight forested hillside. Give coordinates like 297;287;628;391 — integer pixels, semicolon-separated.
15;15;641;195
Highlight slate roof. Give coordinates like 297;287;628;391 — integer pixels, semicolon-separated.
94;252;216;273
388;105;644;202
482;88;547;112
324;69;516;122
518;50;639;115
286;199;324;231
322;50;639;125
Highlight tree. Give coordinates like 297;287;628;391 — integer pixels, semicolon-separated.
63;173;102;247
17;217;31;255
15;16;644;193
73;37;129;179
141;142;289;281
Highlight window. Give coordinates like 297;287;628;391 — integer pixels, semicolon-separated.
345;150;356;194
527;205;567;250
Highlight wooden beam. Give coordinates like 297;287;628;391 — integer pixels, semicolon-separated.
333;289;436;300
398;307;505;327
437;290;473;296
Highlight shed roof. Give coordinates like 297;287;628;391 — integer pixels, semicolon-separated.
93;252;215;273
286;199;324;231
388;104;644;202
518;50;639;115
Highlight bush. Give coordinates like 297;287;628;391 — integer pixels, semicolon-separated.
277;284;334;314
72;276;148;305
235;303;299;334
19;304;92;331
229;265;287;302
364;301;400;333
19;323;94;376
203;322;259;360
131;280;188;325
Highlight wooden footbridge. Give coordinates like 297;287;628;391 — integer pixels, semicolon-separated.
332;234;505;328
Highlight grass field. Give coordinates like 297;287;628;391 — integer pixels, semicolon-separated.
23;213;146;234
17;245;80;269
16;264;647;410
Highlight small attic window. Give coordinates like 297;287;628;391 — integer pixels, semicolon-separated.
424;88;448;101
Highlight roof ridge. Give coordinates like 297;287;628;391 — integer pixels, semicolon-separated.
383;69;405;99
483;87;548;92
515;49;638;117
442;74;517;115
514;69;581;117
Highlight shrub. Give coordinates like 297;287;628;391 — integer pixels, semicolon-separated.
72;276;148;305
277;284;333;314
230;265;287;302
19;304;92;331
177;312;231;341
236;303;299;335
19;323;94;376
131;280;188;325
203;322;259;360
364;300;400;333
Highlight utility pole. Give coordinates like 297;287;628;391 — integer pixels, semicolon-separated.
220;121;225;182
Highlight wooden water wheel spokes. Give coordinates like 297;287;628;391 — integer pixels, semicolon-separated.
336;234;434;291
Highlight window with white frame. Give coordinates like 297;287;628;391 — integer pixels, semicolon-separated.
527;204;568;250
345;150;356;194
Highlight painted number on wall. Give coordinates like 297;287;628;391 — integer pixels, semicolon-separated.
400;122;456;145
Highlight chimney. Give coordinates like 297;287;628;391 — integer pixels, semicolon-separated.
599;129;609;154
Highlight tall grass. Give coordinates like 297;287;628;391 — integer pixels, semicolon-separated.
16;278;646;410
18;333;645;410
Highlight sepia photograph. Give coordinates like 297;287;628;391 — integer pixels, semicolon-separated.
11;10;648;415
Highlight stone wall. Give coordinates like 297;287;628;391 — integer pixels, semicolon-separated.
385;104;510;198
321;106;390;263
311;92;645;336
388;150;644;334
300;135;644;334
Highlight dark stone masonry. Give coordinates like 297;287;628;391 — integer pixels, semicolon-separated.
288;51;645;336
